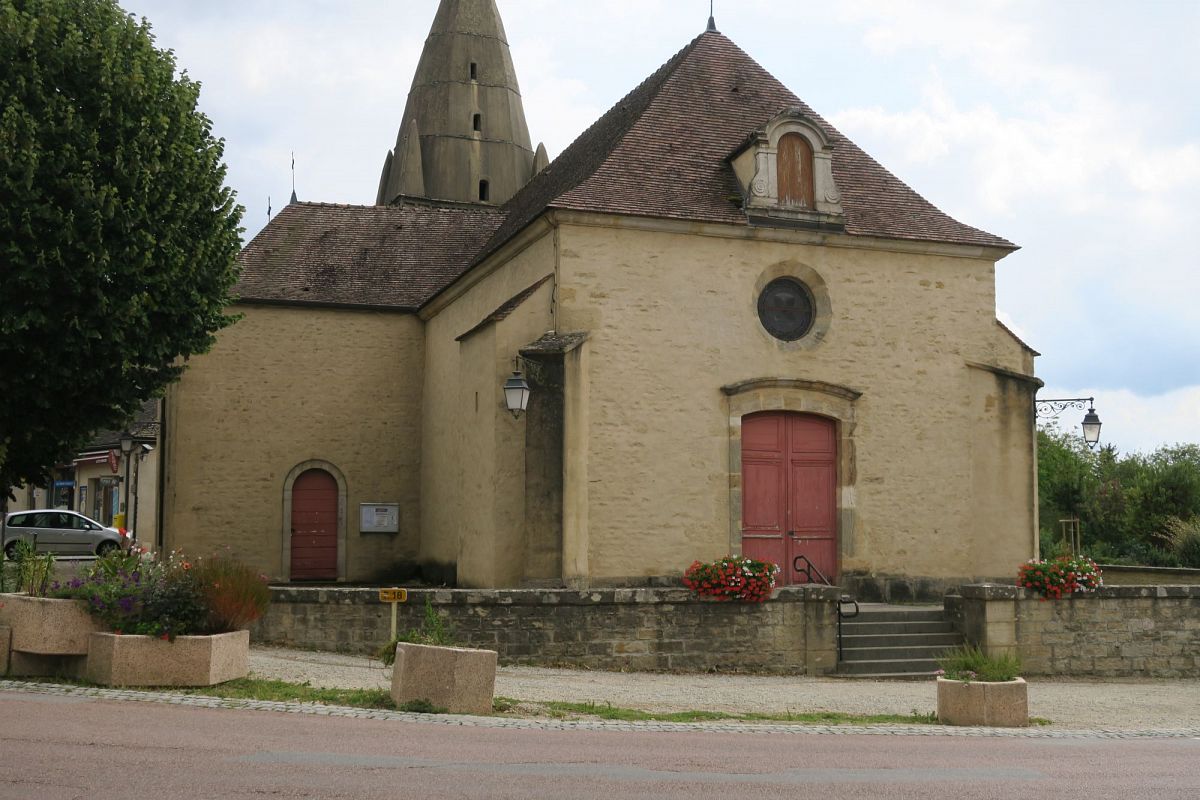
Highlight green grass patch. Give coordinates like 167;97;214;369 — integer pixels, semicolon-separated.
176;678;397;709
534;700;941;726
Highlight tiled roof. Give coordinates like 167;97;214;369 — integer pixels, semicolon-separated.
475;31;1014;266
456;275;553;342
85;399;159;450
236;202;505;310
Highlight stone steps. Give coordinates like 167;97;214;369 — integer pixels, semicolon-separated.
837;604;963;679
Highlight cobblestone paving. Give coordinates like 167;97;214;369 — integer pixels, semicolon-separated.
4;680;1199;740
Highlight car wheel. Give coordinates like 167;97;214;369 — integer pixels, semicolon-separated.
3;540;19;560
96;541;119;557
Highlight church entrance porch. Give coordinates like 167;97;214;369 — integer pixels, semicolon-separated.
740;412;838;585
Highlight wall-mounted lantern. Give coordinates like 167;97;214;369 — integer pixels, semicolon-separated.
1035;397;1103;449
503;368;531;418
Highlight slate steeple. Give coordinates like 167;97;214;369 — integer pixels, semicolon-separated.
377;0;540;206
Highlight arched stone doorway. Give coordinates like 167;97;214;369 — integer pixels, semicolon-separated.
282;461;347;582
723;378;861;585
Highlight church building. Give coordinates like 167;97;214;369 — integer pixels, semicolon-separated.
160;1;1041;598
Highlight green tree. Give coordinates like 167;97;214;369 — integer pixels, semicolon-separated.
0;0;242;494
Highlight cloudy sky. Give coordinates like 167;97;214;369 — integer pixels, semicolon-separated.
121;0;1199;455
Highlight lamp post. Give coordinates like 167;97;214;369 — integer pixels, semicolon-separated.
1035;397;1103;449
119;431;134;533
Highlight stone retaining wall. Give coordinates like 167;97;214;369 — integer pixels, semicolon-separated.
250;586;840;674
952;584;1200;678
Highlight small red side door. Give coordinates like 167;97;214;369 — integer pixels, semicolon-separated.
741;412;837;584
290;469;338;581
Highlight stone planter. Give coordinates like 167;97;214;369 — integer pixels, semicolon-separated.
936;676;1029;727
390;643;498;716
0;593;103;655
85;630;250;687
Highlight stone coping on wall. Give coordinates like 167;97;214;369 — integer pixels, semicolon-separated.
1099;565;1200;586
266;585;842;606
958;583;1200;601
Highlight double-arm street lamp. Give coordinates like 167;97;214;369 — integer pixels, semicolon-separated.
1035;397;1103;449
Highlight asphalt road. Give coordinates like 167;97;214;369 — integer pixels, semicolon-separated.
3;690;1198;800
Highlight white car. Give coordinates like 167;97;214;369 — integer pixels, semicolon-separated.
1;509;129;558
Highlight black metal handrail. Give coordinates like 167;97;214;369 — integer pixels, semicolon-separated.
793;554;859;662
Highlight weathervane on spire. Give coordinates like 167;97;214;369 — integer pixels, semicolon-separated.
290;151;298;204
707;0;716;32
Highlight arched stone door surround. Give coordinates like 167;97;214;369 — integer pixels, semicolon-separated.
282;460;348;582
722;379;861;577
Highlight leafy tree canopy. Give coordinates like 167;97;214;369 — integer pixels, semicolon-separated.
1038;425;1200;566
0;0;243;495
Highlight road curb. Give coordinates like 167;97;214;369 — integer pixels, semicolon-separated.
3;680;1198;740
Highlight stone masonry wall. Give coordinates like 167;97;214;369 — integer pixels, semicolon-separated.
250;586;840;674
953;584;1200;678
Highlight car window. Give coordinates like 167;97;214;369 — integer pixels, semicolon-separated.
27;513;54;528
49;513;74;529
7;513;30;527
64;514;89;530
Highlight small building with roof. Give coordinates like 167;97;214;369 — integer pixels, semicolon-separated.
160;1;1040;598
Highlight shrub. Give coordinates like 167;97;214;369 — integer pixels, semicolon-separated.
376;596;456;667
1017;556;1102;599
193;555;272;631
937;645;1021;682
682;556;778;603
3;540;55;596
48;549;268;640
1163;517;1200;569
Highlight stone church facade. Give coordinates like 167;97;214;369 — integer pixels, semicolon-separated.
161;1;1040;596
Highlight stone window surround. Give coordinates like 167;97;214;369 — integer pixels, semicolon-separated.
753;260;832;351
722;379;861;575
736;109;844;225
281;460;348;582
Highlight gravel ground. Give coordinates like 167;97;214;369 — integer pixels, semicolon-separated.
249;646;1200;730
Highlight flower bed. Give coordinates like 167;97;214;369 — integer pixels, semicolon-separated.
48;549;270;639
682;556;778;603
1018;556;1102;599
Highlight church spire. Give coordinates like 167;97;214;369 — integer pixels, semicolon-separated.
377;0;537;206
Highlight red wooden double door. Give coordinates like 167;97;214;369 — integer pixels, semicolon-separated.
741;412;838;585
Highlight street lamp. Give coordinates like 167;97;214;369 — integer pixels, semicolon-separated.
119;431;134;533
1035;397;1103;449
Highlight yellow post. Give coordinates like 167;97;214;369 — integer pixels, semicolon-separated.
378;588;408;641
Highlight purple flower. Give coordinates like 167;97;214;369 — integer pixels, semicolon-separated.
117;596;135;613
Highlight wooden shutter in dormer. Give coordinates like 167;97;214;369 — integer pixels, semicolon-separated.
778;133;815;208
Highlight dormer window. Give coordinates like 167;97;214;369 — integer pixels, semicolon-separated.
730;109;844;227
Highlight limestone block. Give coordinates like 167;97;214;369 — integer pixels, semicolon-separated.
0;594;103;655
936;677;1028;727
390;643;497;715
86;630;249;687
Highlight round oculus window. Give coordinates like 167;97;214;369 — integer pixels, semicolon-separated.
757;278;815;341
